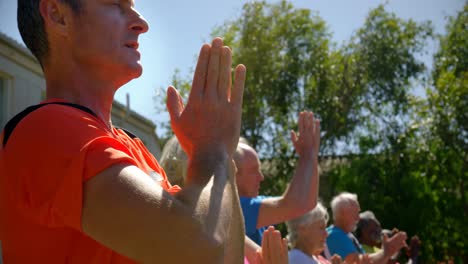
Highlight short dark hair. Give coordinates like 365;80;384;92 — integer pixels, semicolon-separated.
355;210;380;239
17;0;81;68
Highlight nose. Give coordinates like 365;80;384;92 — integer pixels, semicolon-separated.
129;7;149;34
258;172;264;183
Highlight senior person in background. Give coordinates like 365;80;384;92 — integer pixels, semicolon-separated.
286;202;342;264
355;211;383;254
234;111;321;245
160;136;289;264
327;192;408;264
355;211;422;264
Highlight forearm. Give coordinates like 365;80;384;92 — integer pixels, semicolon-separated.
224;176;245;263
369;250;390;264
82;164;227;263
282;152;319;213
177;151;243;262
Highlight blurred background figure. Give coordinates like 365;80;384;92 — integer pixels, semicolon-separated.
286;202;342;264
159;135;188;187
355;211;382;254
356;211;422;264
327;192;408;264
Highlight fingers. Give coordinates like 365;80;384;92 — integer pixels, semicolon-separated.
166;86;183;122
314;117;321;148
307;112;314;130
315;118;321;135
262;227;271;262
281;237;288;263
205;38;223;102
190;44;210;105
190;37;245;108
298;111;315;135
298;111;305;136
261;226;287;264
290;130;298;145
231;64;246;106
218;46;232;101
383;233;389;244
385;231;408;257
256;249;264;264
297;111;320;138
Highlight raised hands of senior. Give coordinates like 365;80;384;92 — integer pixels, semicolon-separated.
167;37;246;157
360;254;372;264
290;111;320;158
330;254;343;264
256;226;289;264
382;231;408;259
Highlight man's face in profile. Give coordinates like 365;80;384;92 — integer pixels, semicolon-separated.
65;0;149;86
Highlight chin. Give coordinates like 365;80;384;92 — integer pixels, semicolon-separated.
117;65;143;86
127;63;143;78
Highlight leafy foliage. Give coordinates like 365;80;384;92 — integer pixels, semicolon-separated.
325;4;467;262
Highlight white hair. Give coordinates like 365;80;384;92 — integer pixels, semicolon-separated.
286;202;329;248
330;192;358;221
159;136;188;187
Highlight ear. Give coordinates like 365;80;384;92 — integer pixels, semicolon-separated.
39;0;72;37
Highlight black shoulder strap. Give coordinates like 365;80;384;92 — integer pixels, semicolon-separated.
119;128;138;139
2;102;136;148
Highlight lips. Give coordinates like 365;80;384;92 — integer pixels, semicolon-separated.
125;41;139;49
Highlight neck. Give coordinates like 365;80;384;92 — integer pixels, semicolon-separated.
294;241;316;258
360;238;373;247
43;59;120;129
334;221;349;233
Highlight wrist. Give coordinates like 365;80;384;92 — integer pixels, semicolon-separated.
186;146;232;182
299;150;318;161
189;144;232;162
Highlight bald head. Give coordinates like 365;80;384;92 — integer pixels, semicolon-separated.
234;143;255;166
233;143;264;197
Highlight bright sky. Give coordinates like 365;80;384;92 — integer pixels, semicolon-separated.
0;0;465;135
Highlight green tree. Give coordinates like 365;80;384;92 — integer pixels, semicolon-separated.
326;3;467;262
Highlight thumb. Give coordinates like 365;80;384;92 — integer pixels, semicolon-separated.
256;249;263;264
383;233;389;244
290;130;298;144
166;86;183;122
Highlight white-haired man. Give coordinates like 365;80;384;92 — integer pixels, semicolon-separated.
326;192;408;264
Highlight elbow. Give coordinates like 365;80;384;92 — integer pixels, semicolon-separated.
195;234;225;263
290;197;318;217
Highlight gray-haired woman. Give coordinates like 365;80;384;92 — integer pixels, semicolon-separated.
286;203;342;264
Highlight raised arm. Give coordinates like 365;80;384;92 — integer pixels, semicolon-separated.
368;231;407;264
81;38;246;263
343;231;408;264
256;111;320;228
